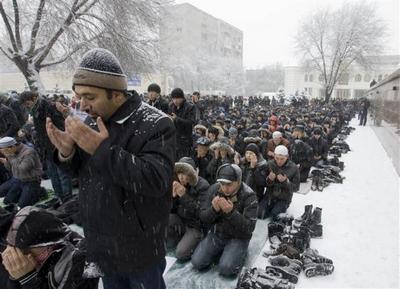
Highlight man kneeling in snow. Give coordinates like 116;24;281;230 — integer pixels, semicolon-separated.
168;157;210;261
1;206;99;289
191;164;258;276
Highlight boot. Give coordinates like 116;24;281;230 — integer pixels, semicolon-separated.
290;227;310;253
309;224;323;238
294;205;313;226
303;262;335;278
269;255;302;274
302;248;333;264
265;266;299;284
310;207;322;225
236;268;295;289
263;243;301;260
268;222;285;241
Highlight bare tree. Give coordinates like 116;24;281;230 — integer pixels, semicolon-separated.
0;0;167;91
295;2;386;102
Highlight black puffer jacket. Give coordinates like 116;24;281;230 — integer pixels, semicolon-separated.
172;176;210;230
0;104;20;138
291;140;313;169
31;97;65;160
1;97;28;127
169;99;195;148
200;182;258;240
148;97;169;114
56;92;176;275
266;159;300;202
309;136;329;160
241;158;268;201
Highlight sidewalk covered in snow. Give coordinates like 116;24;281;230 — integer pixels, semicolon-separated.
164;120;400;289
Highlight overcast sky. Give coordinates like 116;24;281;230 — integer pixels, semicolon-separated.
175;0;399;69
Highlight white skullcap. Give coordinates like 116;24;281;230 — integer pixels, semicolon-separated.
274;145;288;156
272;131;282;139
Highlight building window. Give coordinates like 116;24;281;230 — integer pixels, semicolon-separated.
319;89;325;98
176;28;182;32
378;74;383;82
304;74;308;82
354;74;362;82
364;74;371;82
309;74;314;82
202;33;208;40
319;74;324;82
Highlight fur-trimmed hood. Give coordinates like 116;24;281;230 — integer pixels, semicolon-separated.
244;136;262;144
210;141;235;155
175;162;198;186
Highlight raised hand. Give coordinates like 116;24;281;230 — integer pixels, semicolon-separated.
46;117;75;157
65;116;109;155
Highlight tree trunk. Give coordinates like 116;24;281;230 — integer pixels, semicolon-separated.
324;87;332;103
13;57;45;93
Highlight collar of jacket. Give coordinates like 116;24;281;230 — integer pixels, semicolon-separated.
109;91;141;125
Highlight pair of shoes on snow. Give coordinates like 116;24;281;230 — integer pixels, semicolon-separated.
302;248;334;278
265;255;302;284
236;267;295;289
293;205;323;238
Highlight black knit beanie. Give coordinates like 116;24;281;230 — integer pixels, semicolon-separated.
245;143;260;156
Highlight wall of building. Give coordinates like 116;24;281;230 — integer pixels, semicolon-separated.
367;69;400;175
284;55;400;99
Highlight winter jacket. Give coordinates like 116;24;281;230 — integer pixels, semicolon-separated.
241;157;268;201
266;159;300;202
169;99;195;149
200;182;258;240
193;151;213;183
265;138;291;159
0;98;28;127
290;140;313;169
31;97;65;160
3;144;42;182
148;97;169;114
172;177;210;230
309;136;329;160
55;91;176;275
0;104;20;138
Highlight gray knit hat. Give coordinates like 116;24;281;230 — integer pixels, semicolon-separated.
0;137;17;149
73;48;127;91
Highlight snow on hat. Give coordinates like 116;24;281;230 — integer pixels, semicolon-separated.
228;127;238;137
6;206;69;250
274;145;289;156
272;131;283;139
216;164;242;184
73;48;127;91
0;137;17;148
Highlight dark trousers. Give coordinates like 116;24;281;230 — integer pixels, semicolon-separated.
102;259;166;289
359;111;368;126
265;199;290;219
191;231;249;276
167;214;203;261
0;177;40;208
46;158;72;202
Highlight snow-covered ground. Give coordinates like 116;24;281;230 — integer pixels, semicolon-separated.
253;120;400;288
3;119;399;288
